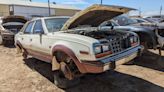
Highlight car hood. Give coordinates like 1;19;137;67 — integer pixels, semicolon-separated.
61;4;135;30
2;16;27;24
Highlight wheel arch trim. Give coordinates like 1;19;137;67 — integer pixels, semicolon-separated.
52;45;87;73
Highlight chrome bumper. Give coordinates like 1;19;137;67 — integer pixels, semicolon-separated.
81;45;143;73
101;45;143;63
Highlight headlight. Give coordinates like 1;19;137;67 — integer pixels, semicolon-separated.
102;45;109;52
133;36;138;42
93;43;111;54
94;45;102;54
130;36;138;46
130;37;134;43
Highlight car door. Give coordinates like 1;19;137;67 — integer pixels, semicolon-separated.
21;21;34;49
30;20;49;55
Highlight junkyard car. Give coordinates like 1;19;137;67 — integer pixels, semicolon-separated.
15;5;143;88
111;15;164;50
1;16;27;45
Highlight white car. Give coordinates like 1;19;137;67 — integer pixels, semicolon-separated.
15;4;143;88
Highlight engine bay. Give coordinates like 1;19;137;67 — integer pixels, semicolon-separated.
68;27;130;40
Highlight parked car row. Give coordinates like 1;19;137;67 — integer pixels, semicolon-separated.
100;14;164;51
0;4;163;88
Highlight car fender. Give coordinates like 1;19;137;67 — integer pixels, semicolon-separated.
134;30;157;48
51;42;87;73
155;29;164;48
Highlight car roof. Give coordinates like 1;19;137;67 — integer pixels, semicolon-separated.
31;16;70;21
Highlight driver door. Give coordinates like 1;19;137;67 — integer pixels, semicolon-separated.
30;20;47;54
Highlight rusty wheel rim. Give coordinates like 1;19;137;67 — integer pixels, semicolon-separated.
60;62;73;80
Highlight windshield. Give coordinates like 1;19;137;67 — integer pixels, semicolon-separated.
45;18;69;32
113;15;138;26
99;20;119;27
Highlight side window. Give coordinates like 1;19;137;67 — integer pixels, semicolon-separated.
33;20;44;34
24;22;34;34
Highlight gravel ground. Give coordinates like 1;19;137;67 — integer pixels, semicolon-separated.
0;46;163;92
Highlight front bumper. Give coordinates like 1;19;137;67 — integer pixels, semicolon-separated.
80;45;143;73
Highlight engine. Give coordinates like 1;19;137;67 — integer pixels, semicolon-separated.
69;27;139;54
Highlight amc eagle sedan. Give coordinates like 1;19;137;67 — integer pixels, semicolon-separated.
15;4;143;88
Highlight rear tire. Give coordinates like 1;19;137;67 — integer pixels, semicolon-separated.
16;45;22;54
0;35;2;45
22;50;28;59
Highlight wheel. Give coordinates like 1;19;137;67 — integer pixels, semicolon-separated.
53;52;80;88
0;35;2;45
22;50;28;59
16;45;22;54
54;71;80;89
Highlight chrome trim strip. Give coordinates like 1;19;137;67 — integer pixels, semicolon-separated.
100;45;142;63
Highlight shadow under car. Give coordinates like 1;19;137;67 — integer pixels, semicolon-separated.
24;58;164;92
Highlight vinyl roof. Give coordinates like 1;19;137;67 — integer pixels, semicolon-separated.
0;0;80;10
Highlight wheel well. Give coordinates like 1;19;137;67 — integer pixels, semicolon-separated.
53;51;80;75
53;51;66;63
136;32;154;48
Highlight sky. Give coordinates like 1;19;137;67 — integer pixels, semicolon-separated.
32;0;164;16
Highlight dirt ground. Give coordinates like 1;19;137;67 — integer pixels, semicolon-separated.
0;46;163;92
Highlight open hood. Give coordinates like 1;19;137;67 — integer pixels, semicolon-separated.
2;16;27;24
61;4;135;30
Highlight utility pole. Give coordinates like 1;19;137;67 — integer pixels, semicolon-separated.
160;5;162;17
139;7;142;17
101;0;103;5
48;0;51;16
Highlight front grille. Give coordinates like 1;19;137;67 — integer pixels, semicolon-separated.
108;36;131;54
99;34;132;55
110;40;122;53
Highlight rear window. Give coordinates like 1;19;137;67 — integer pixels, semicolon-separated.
45;18;68;32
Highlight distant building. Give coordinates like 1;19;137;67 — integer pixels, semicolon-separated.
0;0;80;18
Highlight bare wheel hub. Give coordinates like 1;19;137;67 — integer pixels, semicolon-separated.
60;62;73;80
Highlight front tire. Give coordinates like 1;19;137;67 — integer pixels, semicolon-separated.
53;52;81;88
54;71;80;89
